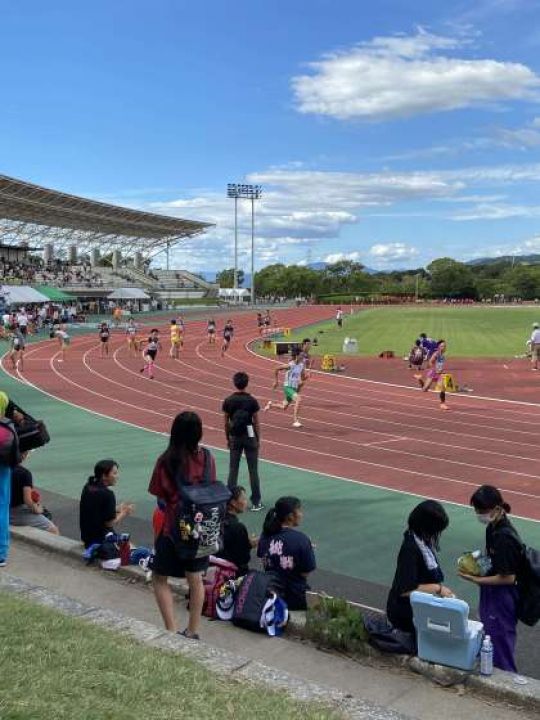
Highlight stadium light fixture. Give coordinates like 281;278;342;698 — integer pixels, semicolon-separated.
226;183;262;303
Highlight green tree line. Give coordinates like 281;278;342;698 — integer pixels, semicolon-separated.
217;257;540;300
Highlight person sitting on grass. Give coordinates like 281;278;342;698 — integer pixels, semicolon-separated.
9;452;59;534
79;459;134;548
217;486;258;576
257;496;316;610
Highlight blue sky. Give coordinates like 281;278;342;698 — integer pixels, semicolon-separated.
3;0;540;272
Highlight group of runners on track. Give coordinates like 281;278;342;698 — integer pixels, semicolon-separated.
13;309;537;425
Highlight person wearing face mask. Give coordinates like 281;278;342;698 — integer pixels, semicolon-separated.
459;485;523;673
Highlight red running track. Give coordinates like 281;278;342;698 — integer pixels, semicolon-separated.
4;306;540;521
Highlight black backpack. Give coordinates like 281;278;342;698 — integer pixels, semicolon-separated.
0;418;21;468
501;527;540;626
172;448;231;560
232;570;282;632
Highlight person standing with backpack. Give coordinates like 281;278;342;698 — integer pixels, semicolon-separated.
148;411;220;639
223;372;263;512
459;485;523;672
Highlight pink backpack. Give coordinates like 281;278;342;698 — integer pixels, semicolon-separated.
203;556;238;618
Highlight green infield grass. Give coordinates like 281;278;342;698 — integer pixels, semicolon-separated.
279;306;540;358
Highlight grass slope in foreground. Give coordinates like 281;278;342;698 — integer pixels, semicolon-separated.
285;306;540;358
0;592;338;720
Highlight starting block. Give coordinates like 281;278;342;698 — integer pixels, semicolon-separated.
321;354;337;372
436;373;457;393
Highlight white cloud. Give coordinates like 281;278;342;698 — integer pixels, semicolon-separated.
292;29;540;120
452;203;540;220
324;251;362;264
467;234;540;259
369;243;419;263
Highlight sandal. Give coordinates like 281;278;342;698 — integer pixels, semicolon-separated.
177;629;200;640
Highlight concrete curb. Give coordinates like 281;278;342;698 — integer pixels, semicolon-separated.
10;526;540;713
0;571;411;720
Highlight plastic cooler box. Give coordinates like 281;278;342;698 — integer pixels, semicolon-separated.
411;591;483;671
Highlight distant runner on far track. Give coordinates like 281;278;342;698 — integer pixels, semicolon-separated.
264;349;306;428
207;318;217;345
140;329;161;380
221;319;234;357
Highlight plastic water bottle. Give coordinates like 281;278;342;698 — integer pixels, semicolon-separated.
480;635;493;676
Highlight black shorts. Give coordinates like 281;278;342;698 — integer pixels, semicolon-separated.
100;337;109;343
145;350;157;360
20;326;27;335
152;534;210;577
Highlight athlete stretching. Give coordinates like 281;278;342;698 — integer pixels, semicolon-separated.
264;350;306;428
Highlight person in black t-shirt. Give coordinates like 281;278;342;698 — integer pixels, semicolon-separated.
257;496;316;610
387;500;454;634
9;453;59;533
459;485;523;673
217;486;258;576
79;459;134;548
222;372;263;511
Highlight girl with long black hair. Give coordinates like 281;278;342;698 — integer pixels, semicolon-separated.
387;500;454;634
257;496;316;610
148;411;217;639
459;485;523;672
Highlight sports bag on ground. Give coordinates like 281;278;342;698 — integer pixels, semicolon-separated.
0;418;21;468
232;570;282;632
172;448;231;560
203;555;238;619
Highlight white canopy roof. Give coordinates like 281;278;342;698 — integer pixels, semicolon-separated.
1;285;49;304
218;288;250;297
107;287;151;300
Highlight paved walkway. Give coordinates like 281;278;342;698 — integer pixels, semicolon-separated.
5;539;536;720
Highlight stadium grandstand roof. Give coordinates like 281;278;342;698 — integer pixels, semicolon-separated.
0;174;213;258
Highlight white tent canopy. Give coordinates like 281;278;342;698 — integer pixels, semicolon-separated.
218;288;250;298
1;285;49;304
107;287;150;300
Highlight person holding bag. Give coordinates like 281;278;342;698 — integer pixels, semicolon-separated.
148;411;228;639
0;391;23;567
459;485;523;672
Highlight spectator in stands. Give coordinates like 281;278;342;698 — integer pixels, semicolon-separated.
217;486;257;576
386;500;454;634
9;452;59;534
257;496;316;610
148;410;217;639
223;372;263;511
79;459;134;548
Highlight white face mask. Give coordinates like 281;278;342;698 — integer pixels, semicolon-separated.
476;513;492;525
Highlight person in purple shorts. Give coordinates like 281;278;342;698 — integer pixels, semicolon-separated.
459;485;523;674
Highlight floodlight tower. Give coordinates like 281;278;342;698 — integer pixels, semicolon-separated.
227;183;262;304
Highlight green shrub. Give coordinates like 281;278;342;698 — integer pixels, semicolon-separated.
306;596;368;654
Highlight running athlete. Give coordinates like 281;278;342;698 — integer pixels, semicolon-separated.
99;322;111;358
125;318;138;357
256;312;263;333
264;350;306;428
207;318;217;345
169;319;183;359
140;329;161;379
415;339;448;411
54;326;71;363
221;319;234;357
9;328;25;370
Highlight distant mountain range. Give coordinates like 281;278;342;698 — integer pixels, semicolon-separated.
466;254;540;266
